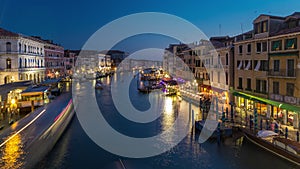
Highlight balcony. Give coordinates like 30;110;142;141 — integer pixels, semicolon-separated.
254;90;268;95
237;86;243;90
268;69;296;78
0;67;46;72
0;51;43;57
0;68;19;72
245;88;252;92
19;67;46;72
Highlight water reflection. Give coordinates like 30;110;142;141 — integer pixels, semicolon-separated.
1;134;24;169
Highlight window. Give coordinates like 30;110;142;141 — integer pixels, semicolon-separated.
6;42;11;52
245;60;252;70
288;20;298;29
218;72;220;83
287;59;295;77
6;58;11;69
256;80;261;92
286;83;294;96
247;44;251;53
225;53;229;65
19;58;22;68
238;77;243;89
255;21;268;34
246;78;251;90
195;60;200;67
254;60;260;71
225;72;228;85
239;45;243;54
274;60;280;72
256;42;262;53
255;23;261;34
262;80;267;93
262;42;267;52
285;38;297;50
19;43;22;53
237;60;243;69
273;82;279;94
218;55;220;65
211;71;214;82
261;60;268;71
262;21;268;33
271;40;282;51
24;45;27;53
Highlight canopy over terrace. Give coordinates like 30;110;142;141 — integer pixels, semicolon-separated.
231;90;300;114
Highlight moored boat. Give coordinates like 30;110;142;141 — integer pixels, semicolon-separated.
241;128;300;165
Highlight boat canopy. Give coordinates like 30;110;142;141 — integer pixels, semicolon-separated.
257;130;278;138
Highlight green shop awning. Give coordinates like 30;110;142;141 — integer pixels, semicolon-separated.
231;90;300;113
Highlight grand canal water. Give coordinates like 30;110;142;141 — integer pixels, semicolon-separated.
36;74;298;169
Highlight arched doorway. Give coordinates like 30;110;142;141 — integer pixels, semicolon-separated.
4;75;11;84
26;74;29;80
29;74;32;81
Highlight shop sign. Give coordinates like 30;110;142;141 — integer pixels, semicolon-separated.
284;96;297;104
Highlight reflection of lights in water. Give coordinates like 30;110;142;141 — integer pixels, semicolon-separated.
1;134;24;169
161;97;177;144
11;122;18;130
66;82;70;92
106;76;110;85
164;97;173;115
76;83;80;90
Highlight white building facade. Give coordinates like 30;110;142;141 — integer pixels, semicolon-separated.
0;28;45;85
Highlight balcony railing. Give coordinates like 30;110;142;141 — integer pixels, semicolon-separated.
268;69;296;77
254;90;268;95
0;51;43;56
0;67;45;72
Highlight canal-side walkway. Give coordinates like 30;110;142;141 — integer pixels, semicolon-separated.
179;88;299;142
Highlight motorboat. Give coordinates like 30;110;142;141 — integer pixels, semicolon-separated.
241;128;300;165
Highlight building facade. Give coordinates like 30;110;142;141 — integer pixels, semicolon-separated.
0;28;45;85
44;41;64;78
64;50;78;76
233;12;300;129
209;36;235;113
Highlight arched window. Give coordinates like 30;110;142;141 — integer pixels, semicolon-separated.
6;58;11;69
19;58;22;68
19;43;22;53
24;44;27;53
25;58;27;68
6;42;11;53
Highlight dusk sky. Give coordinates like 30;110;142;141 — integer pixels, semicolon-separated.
1;0;300;53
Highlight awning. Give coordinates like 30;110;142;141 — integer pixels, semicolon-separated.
231;90;300;113
211;87;226;94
